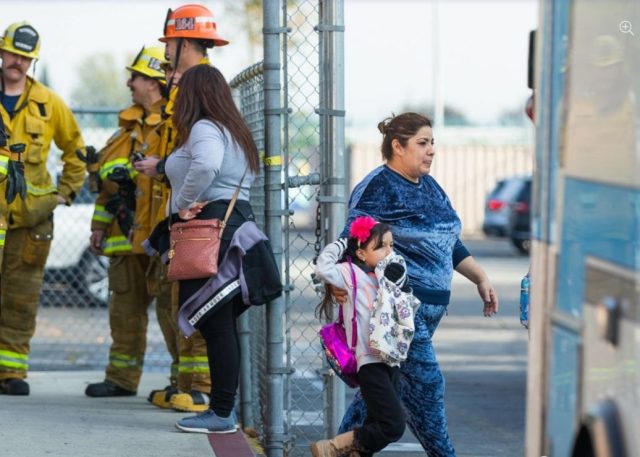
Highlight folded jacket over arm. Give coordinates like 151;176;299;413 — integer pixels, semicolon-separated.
177;221;282;336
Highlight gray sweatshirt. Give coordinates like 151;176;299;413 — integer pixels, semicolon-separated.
166;119;254;213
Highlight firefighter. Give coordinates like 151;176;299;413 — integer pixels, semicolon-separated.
0;21;86;395
133;3;229;412
83;46;181;397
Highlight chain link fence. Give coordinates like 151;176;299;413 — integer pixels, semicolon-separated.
230;2;332;454
229;62;271;441
34;109;172;372
42;110;116;309
282;1;327;455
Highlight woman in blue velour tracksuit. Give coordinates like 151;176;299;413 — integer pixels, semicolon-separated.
334;113;500;457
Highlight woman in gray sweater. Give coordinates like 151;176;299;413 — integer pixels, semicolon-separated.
166;65;260;434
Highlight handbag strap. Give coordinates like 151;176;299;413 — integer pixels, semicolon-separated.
219;167;248;238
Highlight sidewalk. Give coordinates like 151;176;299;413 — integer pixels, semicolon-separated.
0;371;215;457
1;315;526;457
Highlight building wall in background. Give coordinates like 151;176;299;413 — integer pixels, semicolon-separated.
350;132;534;236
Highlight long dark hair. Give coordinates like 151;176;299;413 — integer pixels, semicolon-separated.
172;64;260;173
315;222;391;321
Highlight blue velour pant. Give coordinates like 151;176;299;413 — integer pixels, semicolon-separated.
338;302;457;457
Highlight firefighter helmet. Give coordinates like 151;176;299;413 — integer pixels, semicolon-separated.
160;4;229;47
0;21;40;59
126;46;167;84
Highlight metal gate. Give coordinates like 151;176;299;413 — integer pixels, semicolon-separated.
230;1;345;455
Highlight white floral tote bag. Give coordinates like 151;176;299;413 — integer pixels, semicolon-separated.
369;253;419;366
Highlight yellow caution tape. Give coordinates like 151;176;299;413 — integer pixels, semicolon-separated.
264;155;282;167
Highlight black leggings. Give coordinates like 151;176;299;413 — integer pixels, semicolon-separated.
176;200;254;417
178;273;241;418
355;363;406;456
197;296;240;417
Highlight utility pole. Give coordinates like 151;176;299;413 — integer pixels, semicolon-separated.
432;0;445;128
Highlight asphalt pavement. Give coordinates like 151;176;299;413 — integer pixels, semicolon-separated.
379;238;529;456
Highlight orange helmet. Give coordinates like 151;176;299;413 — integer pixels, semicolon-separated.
160;4;229;47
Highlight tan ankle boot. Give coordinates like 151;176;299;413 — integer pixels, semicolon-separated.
310;431;358;457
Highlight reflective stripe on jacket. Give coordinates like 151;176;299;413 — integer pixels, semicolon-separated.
91;101;162;255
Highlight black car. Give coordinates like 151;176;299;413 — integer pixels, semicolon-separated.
507;177;532;254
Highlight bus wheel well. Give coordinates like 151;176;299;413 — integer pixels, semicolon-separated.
572;426;595;457
571;399;626;457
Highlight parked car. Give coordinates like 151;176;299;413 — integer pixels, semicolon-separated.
42;182;109;307
507;177;532;254
482;179;510;237
482;176;532;254
482;177;527;237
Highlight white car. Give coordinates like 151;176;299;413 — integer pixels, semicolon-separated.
42;183;110;307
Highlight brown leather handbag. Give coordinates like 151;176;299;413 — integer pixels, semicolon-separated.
166;171;246;282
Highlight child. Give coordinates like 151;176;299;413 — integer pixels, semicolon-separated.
311;216;413;457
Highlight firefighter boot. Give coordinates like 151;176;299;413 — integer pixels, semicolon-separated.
170;390;210;412
148;385;178;409
0;378;29;395
310;431;360;457
85;380;136;397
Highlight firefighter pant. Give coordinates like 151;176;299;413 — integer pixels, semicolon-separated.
339;302;457;457
146;256;179;387
0;224;52;380
104;254;177;392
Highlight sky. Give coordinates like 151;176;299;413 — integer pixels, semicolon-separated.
344;0;537;125
0;0;538;127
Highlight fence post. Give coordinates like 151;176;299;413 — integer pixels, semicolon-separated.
317;0;346;436
263;1;286;456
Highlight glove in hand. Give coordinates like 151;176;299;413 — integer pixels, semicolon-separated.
105;194;134;237
384;262;405;284
75;146;99;165
76;146;100;175
5;160;26;204
384;261;412;292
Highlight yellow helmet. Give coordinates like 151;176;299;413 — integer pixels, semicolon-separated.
0;21;40;60
126;46;167;84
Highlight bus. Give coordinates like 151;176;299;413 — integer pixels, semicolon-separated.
525;1;639;457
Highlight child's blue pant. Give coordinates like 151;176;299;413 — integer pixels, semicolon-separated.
338;302;457;457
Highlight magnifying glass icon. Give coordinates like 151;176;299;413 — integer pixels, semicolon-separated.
619;20;634;36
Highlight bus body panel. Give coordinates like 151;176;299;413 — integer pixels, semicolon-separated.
527;0;639;456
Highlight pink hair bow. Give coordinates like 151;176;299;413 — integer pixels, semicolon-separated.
349;216;377;245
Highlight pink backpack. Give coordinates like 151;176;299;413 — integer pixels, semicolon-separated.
318;258;359;388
